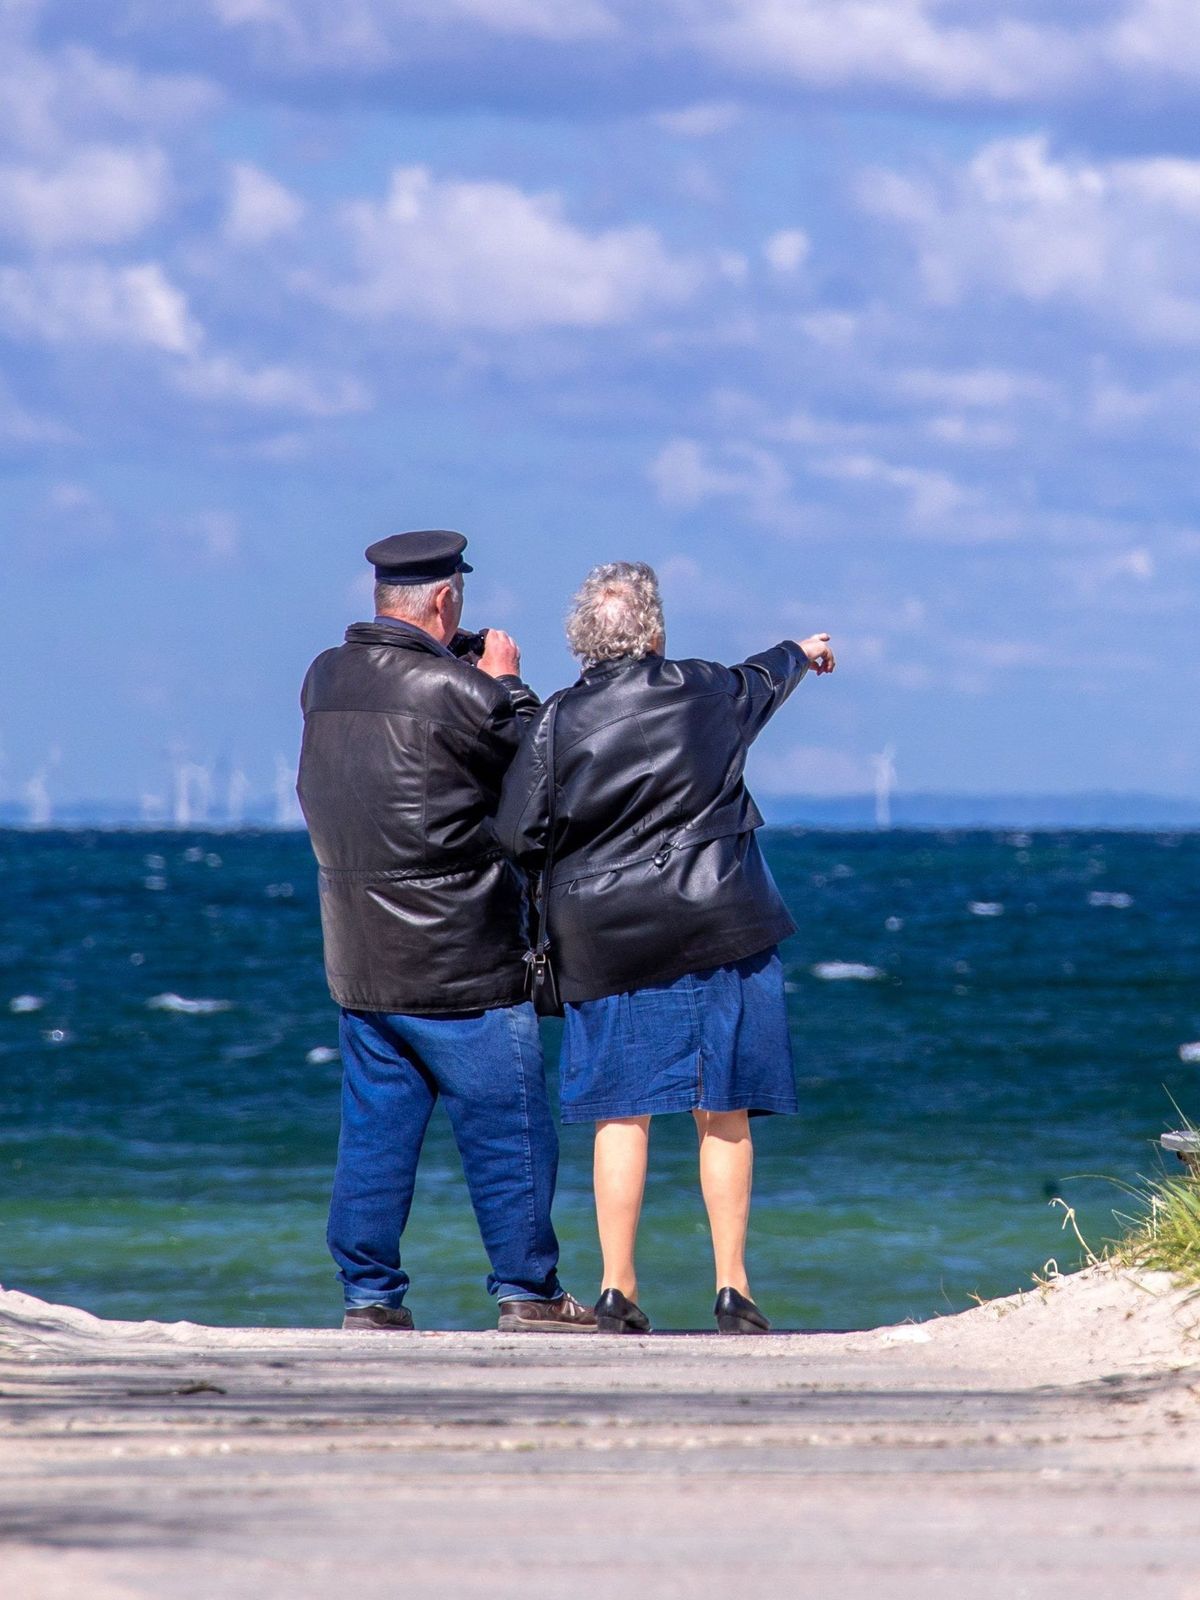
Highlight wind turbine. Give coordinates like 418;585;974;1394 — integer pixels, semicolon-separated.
23;746;61;828
172;758;212;828
872;744;897;830
24;769;52;828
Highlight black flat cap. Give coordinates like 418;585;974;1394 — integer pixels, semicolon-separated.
366;529;473;585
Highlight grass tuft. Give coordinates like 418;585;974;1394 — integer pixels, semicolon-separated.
1114;1165;1200;1284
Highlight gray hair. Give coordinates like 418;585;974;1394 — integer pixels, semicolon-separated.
565;562;665;665
374;571;462;624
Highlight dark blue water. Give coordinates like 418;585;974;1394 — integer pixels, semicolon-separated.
1;829;1196;1330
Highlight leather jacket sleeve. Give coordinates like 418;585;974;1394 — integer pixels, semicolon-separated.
730;642;809;744
495;707;551;869
470;676;542;805
495;674;542;727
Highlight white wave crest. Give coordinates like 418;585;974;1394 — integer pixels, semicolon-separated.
1087;891;1134;909
146;993;232;1015
1179;1042;1200;1064
811;962;885;982
306;1046;339;1065
9;994;44;1013
968;901;1004;917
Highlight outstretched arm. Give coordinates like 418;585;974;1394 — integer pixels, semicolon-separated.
730;632;836;743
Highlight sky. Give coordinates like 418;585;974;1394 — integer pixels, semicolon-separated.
2;0;1199;816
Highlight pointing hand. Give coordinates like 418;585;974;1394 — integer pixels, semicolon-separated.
798;633;836;675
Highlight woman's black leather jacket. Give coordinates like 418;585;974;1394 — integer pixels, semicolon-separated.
298;621;538;1014
495;643;808;1003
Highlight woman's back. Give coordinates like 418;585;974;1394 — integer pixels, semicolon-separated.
497;641;810;1002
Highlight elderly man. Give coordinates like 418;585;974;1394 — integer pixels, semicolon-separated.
297;529;594;1332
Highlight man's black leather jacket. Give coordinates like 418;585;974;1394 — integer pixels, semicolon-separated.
297;621;539;1014
495;643;808;1003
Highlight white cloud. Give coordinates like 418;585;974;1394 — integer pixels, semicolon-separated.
321;165;699;330
688;1;1082;102
168;509;241;560
36;479;115;545
893;366;1051;409
1084;369;1200;441
0;144;168;249
175;354;370;416
229;430;312;462
814;451;967;525
648;437;792;516
0;261;199;353
768;410;874;449
949;636;1058;672
0;377;75;446
654;101;742;138
924;414;1016;449
437;0;616;40
675;159;724;206
1088;377;1160;431
224;162;305;245
1056;545;1158;601
1105;0;1200;78
798;310;860;347
210;0;615;58
0;42;217;157
862;135;1200;344
763;228;810;273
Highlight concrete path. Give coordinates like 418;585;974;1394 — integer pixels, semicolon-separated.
2;1272;1199;1599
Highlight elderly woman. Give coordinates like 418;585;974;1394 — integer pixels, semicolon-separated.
496;562;835;1334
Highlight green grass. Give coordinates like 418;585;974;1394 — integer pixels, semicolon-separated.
1112;1159;1200;1284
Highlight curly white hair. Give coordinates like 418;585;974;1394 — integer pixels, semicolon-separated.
564;561;665;665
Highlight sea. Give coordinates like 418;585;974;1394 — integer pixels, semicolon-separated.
2;828;1197;1332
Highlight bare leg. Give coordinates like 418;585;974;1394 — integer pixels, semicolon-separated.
593;1116;651;1300
693;1109;753;1297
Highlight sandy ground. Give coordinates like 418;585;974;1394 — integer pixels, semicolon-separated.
2;1265;1200;1600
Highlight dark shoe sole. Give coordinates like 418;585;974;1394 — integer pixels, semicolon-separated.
497;1314;596;1333
595;1314;651;1334
716;1315;770;1334
341;1317;415;1332
341;1325;416;1332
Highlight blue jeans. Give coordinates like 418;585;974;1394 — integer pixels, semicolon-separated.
329;1003;563;1310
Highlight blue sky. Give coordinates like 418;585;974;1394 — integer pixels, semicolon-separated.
2;0;1199;814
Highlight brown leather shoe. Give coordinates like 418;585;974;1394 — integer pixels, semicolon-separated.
497;1292;597;1333
342;1303;415;1331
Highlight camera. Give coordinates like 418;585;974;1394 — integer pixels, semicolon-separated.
449;627;489;663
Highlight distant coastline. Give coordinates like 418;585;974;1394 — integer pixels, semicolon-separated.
758;791;1200;830
2;792;1197;832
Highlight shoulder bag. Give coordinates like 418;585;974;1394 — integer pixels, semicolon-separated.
524;697;565;1018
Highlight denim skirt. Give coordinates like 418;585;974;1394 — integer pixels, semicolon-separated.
558;947;797;1124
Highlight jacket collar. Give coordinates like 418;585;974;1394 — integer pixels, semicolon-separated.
580;653;654;684
345;619;454;658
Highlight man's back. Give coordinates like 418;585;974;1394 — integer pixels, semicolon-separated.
298;620;532;1014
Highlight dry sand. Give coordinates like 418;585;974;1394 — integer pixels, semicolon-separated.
2;1265;1200;1600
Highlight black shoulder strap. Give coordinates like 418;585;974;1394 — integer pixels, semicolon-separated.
532;697;560;958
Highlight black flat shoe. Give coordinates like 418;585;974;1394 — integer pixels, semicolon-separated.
594;1287;652;1334
714;1287;770;1335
